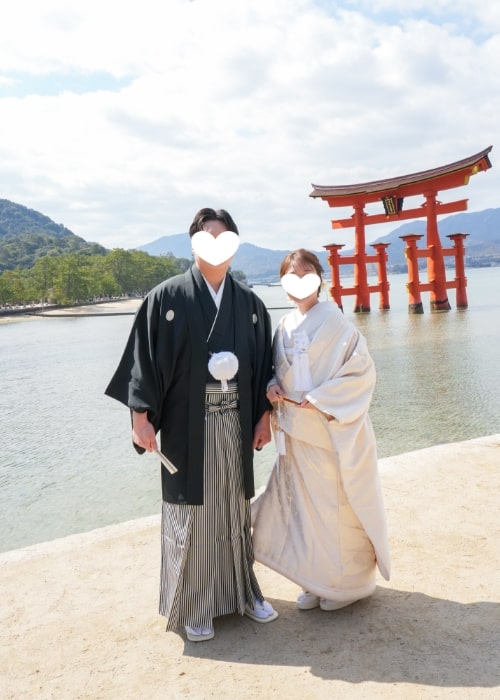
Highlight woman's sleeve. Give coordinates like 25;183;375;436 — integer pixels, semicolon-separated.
306;332;376;424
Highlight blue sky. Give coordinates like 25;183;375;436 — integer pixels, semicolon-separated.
0;0;499;251
316;0;492;40
0;72;132;98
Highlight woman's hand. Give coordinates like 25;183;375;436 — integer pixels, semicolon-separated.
266;384;286;403
132;411;158;452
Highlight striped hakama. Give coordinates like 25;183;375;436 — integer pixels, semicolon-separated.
159;383;264;630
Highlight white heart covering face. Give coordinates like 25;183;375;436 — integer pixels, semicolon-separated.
191;230;240;266
281;273;321;299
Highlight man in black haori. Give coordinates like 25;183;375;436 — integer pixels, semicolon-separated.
105;208;278;642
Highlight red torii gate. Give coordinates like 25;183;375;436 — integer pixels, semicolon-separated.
310;146;493;312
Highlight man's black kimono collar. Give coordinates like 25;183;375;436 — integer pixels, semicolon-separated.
191;266;236;354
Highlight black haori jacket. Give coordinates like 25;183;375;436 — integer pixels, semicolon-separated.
105;265;272;505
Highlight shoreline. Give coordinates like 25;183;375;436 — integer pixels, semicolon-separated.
0;298;142;324
1;434;499;699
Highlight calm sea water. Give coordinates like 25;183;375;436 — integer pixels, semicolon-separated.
1;268;499;553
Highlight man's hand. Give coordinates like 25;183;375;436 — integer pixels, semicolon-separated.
132;411;158;452
253;410;271;451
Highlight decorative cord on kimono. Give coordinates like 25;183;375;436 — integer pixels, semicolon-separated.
206;303;239;391
275;402;286;456
271;401;287;479
290;330;313;391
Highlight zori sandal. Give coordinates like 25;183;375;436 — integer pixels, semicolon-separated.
244;600;278;623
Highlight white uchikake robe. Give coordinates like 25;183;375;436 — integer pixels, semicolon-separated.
252;301;390;603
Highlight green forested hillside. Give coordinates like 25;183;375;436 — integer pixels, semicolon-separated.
0;199;106;272
0;198;76;238
0;199;191;307
0;231;107;272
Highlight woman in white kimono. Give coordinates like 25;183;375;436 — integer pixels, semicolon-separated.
252;249;390;611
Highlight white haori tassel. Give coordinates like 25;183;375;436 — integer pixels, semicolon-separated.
276;429;286;455
276;403;286;457
290;331;313;391
208;351;239;391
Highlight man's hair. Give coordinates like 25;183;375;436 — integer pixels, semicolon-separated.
188;208;239;238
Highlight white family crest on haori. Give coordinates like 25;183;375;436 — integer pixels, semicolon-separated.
191;230;240;265
281;273;321;299
208;351;239;391
290;330;313;390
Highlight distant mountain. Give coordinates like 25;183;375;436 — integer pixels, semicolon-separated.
138;207;500;282
235;243;331;283
0;199;106;272
137;235;330;284
0;199;77;240
371;207;500;269
137;232;192;258
2;197;498;281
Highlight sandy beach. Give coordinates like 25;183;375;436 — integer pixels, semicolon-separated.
1;434;499;699
0;298;142;324
36;299;143;317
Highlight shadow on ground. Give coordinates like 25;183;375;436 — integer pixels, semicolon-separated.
180;587;500;689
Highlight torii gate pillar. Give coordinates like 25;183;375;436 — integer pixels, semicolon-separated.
449;233;469;309
425;191;451;311
352;202;370;312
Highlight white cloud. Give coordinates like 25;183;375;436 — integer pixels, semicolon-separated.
0;0;499;253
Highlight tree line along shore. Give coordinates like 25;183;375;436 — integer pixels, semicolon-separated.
0;249;188;309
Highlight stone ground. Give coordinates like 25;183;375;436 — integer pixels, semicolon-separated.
1;435;499;700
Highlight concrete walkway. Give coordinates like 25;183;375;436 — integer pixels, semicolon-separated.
1;435;499;699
